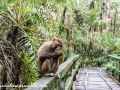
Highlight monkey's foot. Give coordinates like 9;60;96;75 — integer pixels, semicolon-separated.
44;73;55;77
55;74;60;79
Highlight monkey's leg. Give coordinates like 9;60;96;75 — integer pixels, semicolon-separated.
52;62;59;73
44;73;54;76
51;60;60;78
41;59;54;77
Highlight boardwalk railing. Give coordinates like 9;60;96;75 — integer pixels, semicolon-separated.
26;55;80;90
105;55;120;82
26;54;120;90
81;54;120;83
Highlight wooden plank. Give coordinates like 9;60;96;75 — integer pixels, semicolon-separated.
75;81;84;86
88;81;117;85
74;67;120;90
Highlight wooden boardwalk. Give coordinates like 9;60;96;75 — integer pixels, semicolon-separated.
73;67;120;90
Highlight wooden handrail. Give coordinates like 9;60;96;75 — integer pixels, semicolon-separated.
107;55;120;60
26;55;80;90
26;54;120;90
106;55;120;82
78;54;120;83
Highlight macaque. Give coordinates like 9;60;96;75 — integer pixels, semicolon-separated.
37;38;63;78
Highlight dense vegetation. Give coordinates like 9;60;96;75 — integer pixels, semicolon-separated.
0;0;120;89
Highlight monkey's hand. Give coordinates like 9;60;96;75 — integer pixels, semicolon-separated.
58;51;65;62
58;51;63;56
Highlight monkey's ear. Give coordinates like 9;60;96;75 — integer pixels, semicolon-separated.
52;38;56;41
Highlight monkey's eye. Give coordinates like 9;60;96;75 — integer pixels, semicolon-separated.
56;44;62;47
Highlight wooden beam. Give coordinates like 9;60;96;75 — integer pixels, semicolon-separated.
26;55;80;90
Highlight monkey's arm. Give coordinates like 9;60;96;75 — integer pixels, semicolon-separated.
40;52;62;60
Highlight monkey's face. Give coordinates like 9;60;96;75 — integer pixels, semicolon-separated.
52;38;62;51
55;44;62;51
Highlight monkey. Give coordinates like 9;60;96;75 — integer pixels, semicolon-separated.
37;38;63;78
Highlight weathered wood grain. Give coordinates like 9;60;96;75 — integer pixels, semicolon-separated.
73;67;120;90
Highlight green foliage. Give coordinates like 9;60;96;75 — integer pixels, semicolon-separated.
0;0;120;88
89;9;101;24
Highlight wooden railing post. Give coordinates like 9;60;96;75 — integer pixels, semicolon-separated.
118;60;120;82
112;70;115;76
57;78;65;90
66;67;72;77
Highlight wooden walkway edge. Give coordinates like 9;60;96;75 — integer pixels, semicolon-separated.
73;67;120;90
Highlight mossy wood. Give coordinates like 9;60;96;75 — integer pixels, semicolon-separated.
26;55;80;90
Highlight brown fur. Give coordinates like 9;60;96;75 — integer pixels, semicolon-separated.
37;38;63;77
